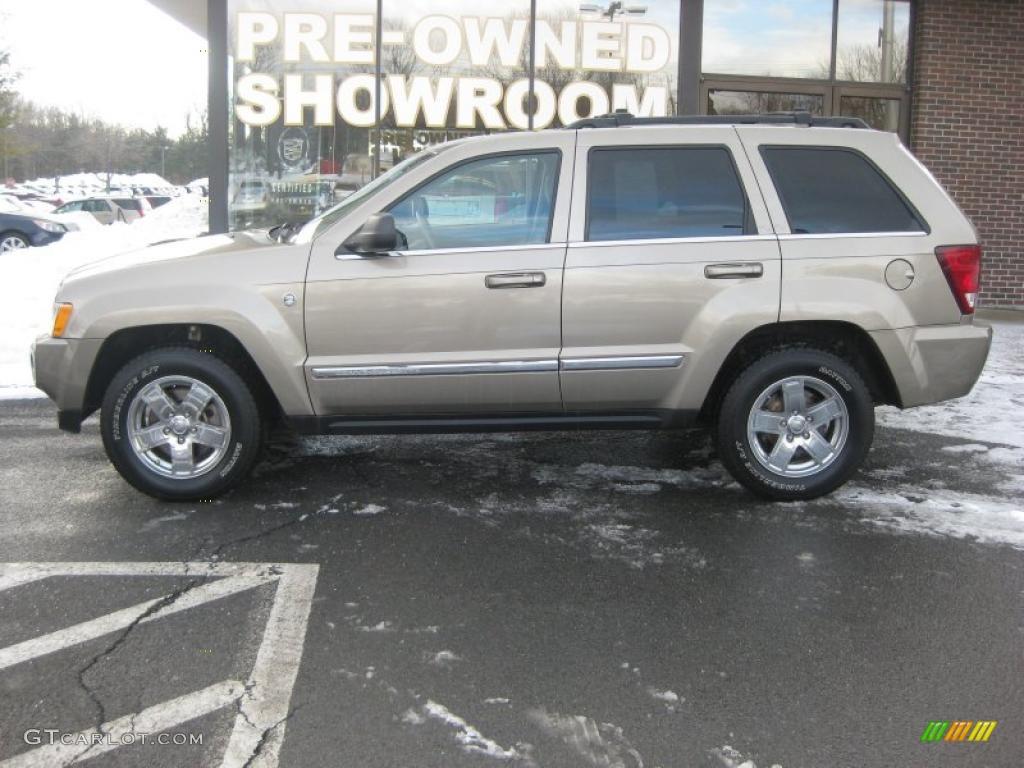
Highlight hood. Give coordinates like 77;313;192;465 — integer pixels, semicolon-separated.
62;230;273;284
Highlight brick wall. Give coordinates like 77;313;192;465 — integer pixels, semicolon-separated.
910;0;1024;308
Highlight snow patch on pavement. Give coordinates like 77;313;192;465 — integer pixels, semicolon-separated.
529;709;643;768
410;700;531;762
837;484;1024;549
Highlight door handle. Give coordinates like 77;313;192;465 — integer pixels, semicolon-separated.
485;272;546;289
703;262;763;279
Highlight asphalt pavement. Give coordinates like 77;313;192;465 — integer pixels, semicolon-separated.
0;397;1021;768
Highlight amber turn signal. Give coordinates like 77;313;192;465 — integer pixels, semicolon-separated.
52;303;73;338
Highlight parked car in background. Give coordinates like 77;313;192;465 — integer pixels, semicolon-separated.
53;196;152;224
232;180;268;212
0;210;68;251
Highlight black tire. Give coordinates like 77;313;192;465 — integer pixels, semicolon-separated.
714;349;874;501
101;347;263;500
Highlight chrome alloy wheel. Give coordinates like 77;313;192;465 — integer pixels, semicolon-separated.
746;375;849;478
126;376;232;479
1;235;29;252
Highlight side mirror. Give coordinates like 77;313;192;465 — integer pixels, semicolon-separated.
341;212;398;256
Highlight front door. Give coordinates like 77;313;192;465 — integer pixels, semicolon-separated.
303;138;574;419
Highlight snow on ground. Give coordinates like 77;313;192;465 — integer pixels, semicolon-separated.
0;194;207;398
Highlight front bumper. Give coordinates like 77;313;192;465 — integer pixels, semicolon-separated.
31;335;104;432
870;322;993;408
29;229;66;247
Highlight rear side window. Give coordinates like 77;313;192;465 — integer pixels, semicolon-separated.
586;147;751;241
113;198;141;210
761;147;925;234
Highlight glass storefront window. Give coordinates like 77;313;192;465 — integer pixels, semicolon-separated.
839;94;901;131
228;0;377;230
702;0;833;79
708;89;825;116
227;1;680;231
536;0;679;126
836;0;911;83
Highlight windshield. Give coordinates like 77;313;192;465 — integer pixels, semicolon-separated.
293;149;442;243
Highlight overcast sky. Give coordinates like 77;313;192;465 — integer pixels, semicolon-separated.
2;0;207;137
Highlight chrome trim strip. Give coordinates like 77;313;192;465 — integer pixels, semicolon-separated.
568;235;775;248
559;355;685;371
777;231;928;240
310;359;558;379
336;242;568;259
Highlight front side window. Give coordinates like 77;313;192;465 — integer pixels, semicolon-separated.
388;152;560;251
761;147;925;234
586;147;751;241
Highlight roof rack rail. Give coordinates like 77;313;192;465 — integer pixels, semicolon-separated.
566;110;870;130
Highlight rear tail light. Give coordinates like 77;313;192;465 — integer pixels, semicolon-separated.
935;244;981;315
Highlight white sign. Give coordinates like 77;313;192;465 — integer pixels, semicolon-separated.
235;13;674;130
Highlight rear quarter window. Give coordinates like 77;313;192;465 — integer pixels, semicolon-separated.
760;146;926;234
113;198;142;210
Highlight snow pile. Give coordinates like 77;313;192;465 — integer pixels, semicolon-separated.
0;194;208;397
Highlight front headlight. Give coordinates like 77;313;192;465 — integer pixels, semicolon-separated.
33;219;67;234
52;303;73;338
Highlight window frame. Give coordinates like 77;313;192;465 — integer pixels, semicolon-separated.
758;144;930;236
379;148;564;254
583;143;755;243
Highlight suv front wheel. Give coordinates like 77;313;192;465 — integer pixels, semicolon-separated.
101;347;263;500
715;349;874;501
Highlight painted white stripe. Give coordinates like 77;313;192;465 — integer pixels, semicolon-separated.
0;573;274;671
220;564;319;768
0;573;49;593
0;680;244;767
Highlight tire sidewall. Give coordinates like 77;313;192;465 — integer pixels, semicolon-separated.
101;349;260;500
719;351;874;500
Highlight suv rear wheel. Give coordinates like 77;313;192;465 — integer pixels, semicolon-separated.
715;349;873;501
101;347;262;500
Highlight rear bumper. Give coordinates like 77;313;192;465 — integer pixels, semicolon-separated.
870;322;992;408
31;335;104;431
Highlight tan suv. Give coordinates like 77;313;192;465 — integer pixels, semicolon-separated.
32;113;991;501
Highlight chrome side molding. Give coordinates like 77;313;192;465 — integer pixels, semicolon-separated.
559;355;684;371
311;354;685;379
311;360;558;379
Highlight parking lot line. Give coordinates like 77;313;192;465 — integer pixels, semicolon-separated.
2;680;245;768
0;562;319;767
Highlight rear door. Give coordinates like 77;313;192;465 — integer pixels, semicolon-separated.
560;126;781;418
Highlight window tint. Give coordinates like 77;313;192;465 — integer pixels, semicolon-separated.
113;198;141;210
586;147;750;241
761;147;924;234
388;152;559;251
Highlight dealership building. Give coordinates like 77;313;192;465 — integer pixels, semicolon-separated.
152;0;1023;308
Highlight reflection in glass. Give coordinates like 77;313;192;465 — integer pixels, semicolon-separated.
702;0;833;79
839;95;900;131
388;152;559;251
537;0;679;126
708;90;825;116
379;0;532;161
836;0;910;83
228;0;377;230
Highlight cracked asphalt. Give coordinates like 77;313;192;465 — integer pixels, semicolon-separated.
1;397;1022;768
